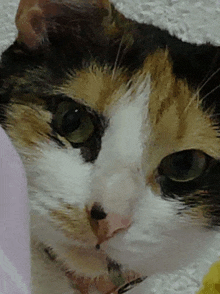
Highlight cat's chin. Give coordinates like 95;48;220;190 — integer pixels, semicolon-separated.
104;225;218;277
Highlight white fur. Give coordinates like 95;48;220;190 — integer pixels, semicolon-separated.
20;75;218;292
89;77;218;278
89;78;151;215
23;143;92;215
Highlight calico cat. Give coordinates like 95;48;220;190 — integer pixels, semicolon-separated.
1;0;220;293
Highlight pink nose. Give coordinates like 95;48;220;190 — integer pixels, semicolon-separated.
97;213;132;243
87;205;132;245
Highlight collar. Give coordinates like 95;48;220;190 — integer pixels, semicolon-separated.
44;246;147;293
107;258;147;293
117;277;147;293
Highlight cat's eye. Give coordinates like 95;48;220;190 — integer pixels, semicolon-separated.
158;149;207;182
53;101;94;144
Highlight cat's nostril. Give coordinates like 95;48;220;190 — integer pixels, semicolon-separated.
90;203;107;220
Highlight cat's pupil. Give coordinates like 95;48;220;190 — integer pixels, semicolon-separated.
62;109;81;134
171;152;193;176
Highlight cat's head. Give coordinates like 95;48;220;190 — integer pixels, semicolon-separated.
1;0;220;276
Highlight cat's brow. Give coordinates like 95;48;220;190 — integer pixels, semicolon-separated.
194;67;220;98
184;67;220;114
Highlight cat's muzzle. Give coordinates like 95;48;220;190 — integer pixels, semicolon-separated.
87;203;132;247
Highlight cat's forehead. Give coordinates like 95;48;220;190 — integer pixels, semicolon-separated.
57;63;129;114
57;50;181;114
56;50;220;161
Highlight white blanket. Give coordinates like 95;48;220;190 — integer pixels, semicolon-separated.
0;1;220;293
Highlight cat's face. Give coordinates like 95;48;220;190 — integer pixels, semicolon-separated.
1;0;220;277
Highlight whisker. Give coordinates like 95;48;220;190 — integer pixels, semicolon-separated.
111;34;125;81
184;67;220;113
116;38;131;71
209;112;220;119
194;67;220;98
200;84;220;101
183;91;199;113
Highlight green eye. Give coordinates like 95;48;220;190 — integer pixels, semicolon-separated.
53;101;94;144
158;149;207;182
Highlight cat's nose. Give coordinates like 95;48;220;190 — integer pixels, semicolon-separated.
96;213;132;245
88;204;132;245
90;203;107;220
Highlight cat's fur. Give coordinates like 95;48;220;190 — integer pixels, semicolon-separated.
1;0;220;293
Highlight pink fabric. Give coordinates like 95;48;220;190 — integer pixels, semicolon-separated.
0;126;31;294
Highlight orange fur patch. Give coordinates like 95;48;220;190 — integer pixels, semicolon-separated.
6;102;51;149
57;64;129;114
50;205;97;245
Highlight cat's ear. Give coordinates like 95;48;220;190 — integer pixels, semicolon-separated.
15;0;126;50
15;0;50;49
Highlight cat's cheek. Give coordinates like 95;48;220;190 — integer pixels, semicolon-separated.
23;142;93;215
103;192;217;276
105;228;217;277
